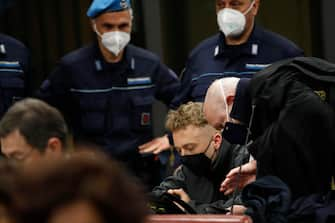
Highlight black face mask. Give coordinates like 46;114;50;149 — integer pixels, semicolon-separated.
180;140;212;176
221;122;248;145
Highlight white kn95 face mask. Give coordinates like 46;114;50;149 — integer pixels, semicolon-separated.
94;24;130;56
217;1;255;37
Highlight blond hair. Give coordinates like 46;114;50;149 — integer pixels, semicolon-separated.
165;102;208;132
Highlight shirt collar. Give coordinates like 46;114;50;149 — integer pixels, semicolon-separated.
230;78;252;124
214;25;262;58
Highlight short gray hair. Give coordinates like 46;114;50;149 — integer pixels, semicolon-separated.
0;98;68;151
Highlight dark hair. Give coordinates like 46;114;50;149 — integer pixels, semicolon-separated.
0;98;68;151
12;152;148;223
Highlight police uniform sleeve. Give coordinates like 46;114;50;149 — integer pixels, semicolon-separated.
153;62;180;108
286;45;304;58
19;46;32;96
35;61;72;118
169;62;194;109
278;36;304;58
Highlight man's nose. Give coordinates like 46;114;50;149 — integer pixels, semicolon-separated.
110;28;120;32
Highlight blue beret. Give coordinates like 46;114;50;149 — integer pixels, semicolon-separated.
87;0;131;18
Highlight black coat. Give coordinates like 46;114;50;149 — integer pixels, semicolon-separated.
247;57;335;199
152;139;249;213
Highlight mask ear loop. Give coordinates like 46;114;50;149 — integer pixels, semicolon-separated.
242;0;256;36
209;135;219;162
243;0;255;15
203;137;213;155
220;79;232;123
93;22;102;37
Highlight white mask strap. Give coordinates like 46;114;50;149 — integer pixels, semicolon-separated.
243;0;255;15
220;79;232;123
93;22;102;37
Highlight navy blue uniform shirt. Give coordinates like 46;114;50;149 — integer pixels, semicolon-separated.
0;34;30;117
170;25;304;109
37;42;179;159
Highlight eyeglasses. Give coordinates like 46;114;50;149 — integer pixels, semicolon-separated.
10;148;35;163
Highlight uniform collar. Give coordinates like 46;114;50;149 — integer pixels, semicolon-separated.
0;44;6;56
124;45;136;70
93;41;136;72
214;25;262;58
230;78;252;125
0;37;6;56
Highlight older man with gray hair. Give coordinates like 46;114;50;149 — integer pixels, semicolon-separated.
0;98;68;164
37;0;179;189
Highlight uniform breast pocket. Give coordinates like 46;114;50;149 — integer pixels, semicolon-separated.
131;96;154;132
0;77;25;115
78;94;108;135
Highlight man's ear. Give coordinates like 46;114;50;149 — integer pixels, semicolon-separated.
45;137;63;156
90;20;98;33
226;95;235;106
213;132;222;150
252;0;260;16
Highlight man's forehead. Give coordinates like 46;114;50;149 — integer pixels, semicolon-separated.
173;125;209;145
174;125;198;137
94;10;131;21
1;130;32;152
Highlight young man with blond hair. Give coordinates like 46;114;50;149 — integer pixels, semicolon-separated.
152;102;249;214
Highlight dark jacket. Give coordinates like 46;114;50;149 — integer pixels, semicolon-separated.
247;57;335;199
0;34;30;118
288;191;335;223
242;176;292;223
152;139;249;214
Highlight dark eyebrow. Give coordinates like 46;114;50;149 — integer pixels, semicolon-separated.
118;22;130;28
102;23;114;28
